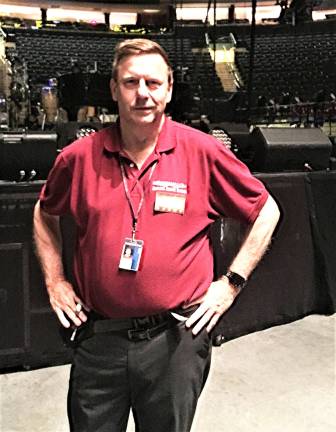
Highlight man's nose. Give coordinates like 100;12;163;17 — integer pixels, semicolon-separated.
137;79;149;97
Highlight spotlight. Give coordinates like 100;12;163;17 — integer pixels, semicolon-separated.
75;125;99;140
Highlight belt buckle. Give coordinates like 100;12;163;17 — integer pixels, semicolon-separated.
127;328;152;341
133;316;152;328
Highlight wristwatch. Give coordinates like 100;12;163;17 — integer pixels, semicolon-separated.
224;270;247;291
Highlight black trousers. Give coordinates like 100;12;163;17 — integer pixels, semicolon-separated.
68;319;212;432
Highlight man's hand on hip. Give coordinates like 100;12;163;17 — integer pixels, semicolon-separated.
47;280;89;328
185;278;239;335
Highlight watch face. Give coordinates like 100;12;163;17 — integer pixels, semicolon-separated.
226;271;247;290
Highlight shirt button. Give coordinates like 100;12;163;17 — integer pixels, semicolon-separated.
129;163;135;168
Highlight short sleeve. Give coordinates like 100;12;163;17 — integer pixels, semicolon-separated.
39;152;72;216
209;141;268;224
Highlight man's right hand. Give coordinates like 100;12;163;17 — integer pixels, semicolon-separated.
33;201;89;328
47;280;89;328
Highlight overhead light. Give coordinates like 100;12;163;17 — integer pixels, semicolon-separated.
143;9;161;13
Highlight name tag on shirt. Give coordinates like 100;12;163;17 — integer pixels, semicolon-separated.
154;191;186;215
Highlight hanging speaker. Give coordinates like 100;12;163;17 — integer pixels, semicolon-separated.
251;127;332;172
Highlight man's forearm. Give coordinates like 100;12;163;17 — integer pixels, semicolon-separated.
186;194;280;334
33;200;65;290
227;195;280;280
33;201;87;327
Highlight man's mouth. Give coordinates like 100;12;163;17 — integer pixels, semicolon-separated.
133;106;155;110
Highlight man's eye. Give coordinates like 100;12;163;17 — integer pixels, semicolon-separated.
124;79;138;88
147;80;161;89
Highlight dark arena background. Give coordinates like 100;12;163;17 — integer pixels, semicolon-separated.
0;0;335;375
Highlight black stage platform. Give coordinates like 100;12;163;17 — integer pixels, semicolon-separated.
212;171;336;345
0;171;335;369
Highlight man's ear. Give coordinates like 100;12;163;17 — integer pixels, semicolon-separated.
166;78;173;104
110;78;118;102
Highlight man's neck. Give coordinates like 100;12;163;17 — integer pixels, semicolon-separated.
119;116;165;168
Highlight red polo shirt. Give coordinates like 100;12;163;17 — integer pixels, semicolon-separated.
40;118;268;318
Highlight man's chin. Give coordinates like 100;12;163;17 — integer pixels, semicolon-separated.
131;112;160;125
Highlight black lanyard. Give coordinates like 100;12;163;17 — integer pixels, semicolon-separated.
119;157;157;240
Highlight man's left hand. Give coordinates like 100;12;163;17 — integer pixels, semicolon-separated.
185;278;240;335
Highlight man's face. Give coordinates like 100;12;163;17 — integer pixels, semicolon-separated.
110;53;173;127
124;247;132;257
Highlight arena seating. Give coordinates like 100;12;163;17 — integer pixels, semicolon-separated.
5;29;118;90
232;21;335;106
3;19;336;124
4;27;227;113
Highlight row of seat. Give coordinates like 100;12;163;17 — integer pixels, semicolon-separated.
4;27;227;110
234;27;335;105
4;21;335;119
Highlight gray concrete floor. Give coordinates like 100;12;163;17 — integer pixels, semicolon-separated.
0;314;335;432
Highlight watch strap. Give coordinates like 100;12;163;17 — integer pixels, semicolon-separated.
225;270;247;290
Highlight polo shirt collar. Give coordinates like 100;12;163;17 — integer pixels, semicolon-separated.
102;116;176;155
156;116;176;153
102;118;122;154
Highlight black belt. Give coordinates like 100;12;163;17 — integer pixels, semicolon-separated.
90;305;198;341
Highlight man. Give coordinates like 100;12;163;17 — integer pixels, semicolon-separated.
33;39;280;432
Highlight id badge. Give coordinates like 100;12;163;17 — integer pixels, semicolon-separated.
119;238;144;271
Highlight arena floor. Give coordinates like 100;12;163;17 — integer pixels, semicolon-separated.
0;314;335;432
